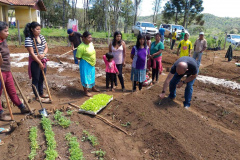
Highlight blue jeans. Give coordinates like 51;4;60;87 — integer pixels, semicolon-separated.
168;73;196;107
73;50;79;64
193;52;203;67
160;35;164;44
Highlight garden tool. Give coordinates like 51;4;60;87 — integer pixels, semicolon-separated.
32;85;48;117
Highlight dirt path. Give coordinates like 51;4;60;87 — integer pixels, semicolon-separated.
0;45;239;159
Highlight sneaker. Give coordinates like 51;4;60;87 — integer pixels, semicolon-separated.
20;107;30;114
184;106;190;109
0;113;11;121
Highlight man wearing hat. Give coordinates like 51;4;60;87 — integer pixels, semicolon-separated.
67;29;82;64
193;32;207;67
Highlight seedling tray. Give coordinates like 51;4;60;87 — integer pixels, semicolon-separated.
79;97;113;115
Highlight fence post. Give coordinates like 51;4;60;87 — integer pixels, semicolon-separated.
17;20;21;45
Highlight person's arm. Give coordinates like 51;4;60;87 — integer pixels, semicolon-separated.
189;49;192;57
151;49;163;58
130;47;135;60
159;73;174;99
42;43;48;58
103;54;108;64
201;41;207;52
75;47;82;60
0;53;3;66
189;42;192;57
122;41;126;66
114;63;119;74
176;74;197;88
177;43;181;56
109;43;112;52
71;42;74;50
26;47;44;70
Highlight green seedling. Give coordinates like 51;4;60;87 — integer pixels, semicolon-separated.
91;149;106;160
67;110;73;116
41;116;58;160
82;130;99;147
121;122;131;127
28;127;39;160
54;110;71;128
65;133;84;160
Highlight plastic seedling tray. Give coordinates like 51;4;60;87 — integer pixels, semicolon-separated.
79;97;113;115
235;63;240;67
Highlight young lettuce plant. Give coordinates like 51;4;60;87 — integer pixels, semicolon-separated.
54;110;71;128
82;130;99;147
41;116;58;160
28;126;39;160
65;133;84;160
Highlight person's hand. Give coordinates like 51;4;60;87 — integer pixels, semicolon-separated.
72;47;75;50
37;54;44;60
39;63;44;70
176;81;184;88
123;61;126;67
159;93;166;99
116;72;119;75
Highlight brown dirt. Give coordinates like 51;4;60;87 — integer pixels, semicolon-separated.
0;44;239;159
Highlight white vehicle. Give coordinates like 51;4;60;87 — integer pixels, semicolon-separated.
159;24;190;39
227;34;240;45
132;22;159;36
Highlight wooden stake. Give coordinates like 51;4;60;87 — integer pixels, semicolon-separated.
33;38;53;102
0;70;14;120
11;71;33;114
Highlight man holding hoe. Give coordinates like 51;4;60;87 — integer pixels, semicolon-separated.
67;29;82;64
159;56;198;108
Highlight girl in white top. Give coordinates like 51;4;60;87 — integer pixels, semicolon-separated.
109;31;126;91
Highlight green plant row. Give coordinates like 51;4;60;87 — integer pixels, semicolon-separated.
28;127;39;160
82;130;99;147
65;133;84;160
80;94;113;113
41;116;58;160
54;110;71;128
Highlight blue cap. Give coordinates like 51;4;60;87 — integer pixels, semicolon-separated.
67;29;73;34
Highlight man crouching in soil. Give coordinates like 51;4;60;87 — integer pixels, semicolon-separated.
159;56;198;108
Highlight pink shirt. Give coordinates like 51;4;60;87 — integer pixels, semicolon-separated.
103;55;119;74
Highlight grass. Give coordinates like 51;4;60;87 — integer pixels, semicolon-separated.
65;133;84;160
121;122;131;127
82;130;99;147
41;116;58;160
28;127;39;160
54;110;71;128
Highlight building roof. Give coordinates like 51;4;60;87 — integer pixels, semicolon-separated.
0;0;46;11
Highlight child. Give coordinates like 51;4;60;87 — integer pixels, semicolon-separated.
143;70;152;87
103;53;119;91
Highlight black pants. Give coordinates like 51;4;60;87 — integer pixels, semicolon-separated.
152;60;159;82
31;61;46;97
106;72;115;89
171;40;176;50
133;81;143;91
114;64;125;89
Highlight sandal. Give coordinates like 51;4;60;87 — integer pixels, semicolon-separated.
0;128;10;133
40;94;49;98
36;97;51;103
85;92;93;97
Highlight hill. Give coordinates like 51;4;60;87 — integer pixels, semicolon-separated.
138;13;240;34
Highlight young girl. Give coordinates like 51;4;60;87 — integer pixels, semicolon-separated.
131;34;150;91
103;53;119;91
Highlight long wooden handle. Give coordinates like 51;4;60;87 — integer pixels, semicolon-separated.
0;70;14;120
33;38;53;102
59;48;77;57
11;71;33;114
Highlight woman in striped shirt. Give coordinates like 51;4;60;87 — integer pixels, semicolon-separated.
24;21;49;101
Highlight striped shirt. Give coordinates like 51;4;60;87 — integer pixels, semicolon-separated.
25;34;47;55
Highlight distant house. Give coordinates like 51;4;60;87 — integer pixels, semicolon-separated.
0;0;46;28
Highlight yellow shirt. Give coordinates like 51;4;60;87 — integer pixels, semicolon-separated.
178;40;192;57
76;42;96;66
172;32;177;40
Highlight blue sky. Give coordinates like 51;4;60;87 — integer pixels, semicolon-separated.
77;0;240;18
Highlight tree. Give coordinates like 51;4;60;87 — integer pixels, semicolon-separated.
162;0;204;28
153;0;161;23
133;0;142;25
121;0;134;33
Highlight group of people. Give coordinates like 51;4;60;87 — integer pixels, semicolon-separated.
0;20;207;122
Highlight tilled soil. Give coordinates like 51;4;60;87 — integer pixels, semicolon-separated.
0;45;239;159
